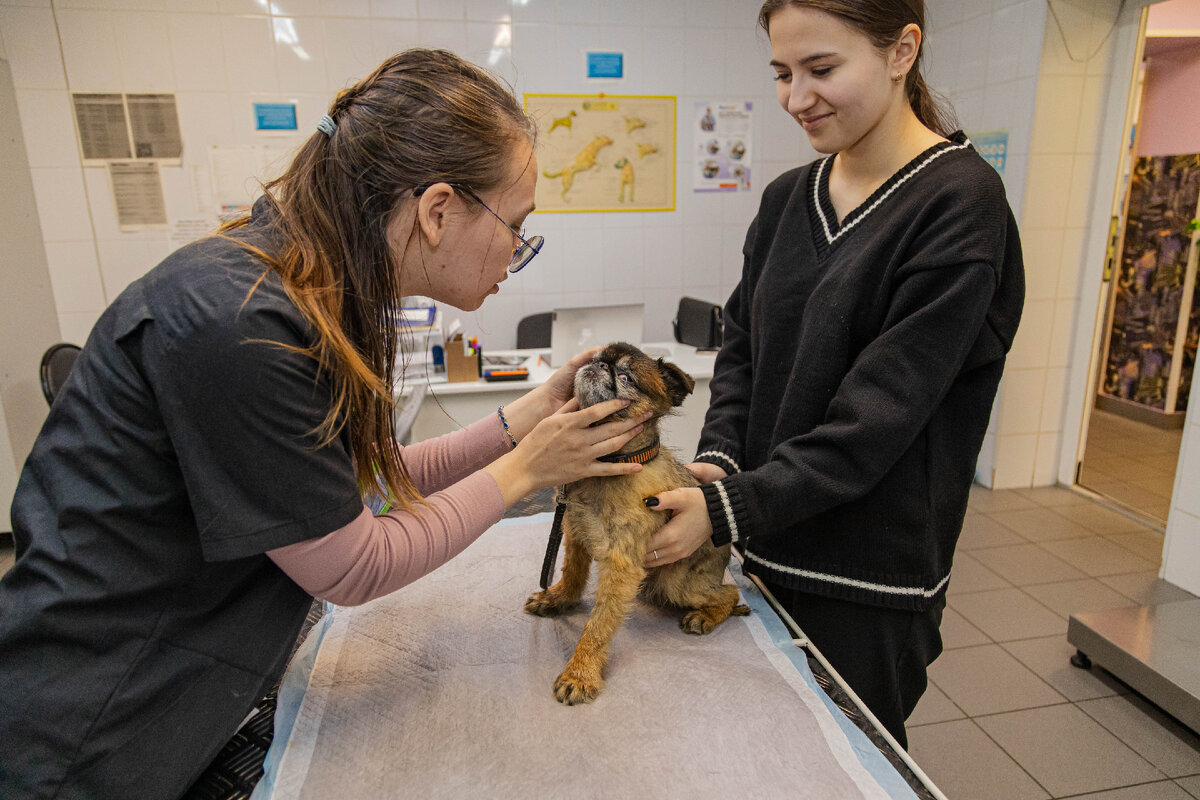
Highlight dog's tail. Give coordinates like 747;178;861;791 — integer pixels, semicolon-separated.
732;604;750;616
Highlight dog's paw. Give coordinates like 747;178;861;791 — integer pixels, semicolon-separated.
524;590;573;617
553;669;603;705
680;610;720;635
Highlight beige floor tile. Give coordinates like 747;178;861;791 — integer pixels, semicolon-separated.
905;719;1050;800
1000;635;1125;702
969;485;1039;513
1015;485;1095;508
950;587;1067;641
989;506;1096;542
1040;536;1157;577
947;550;1012;595
1135;452;1182;472
1177;774;1200;797
940;606;991;649
1078;695;1200;778
1064;781;1195;799
927;644;1065;716
1051;502;1158;536
1022;578;1138;619
1105;530;1165;563
907;681;964;727
970;543;1089;586
958;513;1030;549
977;704;1165;797
1098;572;1197;605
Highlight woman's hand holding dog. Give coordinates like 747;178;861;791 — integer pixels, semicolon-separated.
642;462;727;566
483;397;651;507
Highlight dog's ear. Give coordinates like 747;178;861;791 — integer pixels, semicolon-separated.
656;358;695;407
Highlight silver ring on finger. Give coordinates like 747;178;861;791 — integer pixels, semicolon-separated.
653;550;658;560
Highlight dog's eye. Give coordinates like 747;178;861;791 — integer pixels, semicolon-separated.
616;373;632;384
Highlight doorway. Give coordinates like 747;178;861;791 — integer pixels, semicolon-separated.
1077;2;1200;525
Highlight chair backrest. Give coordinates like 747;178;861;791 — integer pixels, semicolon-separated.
40;343;82;405
516;312;553;350
672;297;723;350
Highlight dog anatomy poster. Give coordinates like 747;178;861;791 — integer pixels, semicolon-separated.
524;94;675;212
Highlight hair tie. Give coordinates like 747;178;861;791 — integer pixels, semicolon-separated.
316;114;337;137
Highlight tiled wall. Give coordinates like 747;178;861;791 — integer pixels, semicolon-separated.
924;0;1046;486
3;0;1186;509
0;0;806;349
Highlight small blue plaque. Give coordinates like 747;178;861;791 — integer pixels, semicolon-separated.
254;102;298;131
586;52;623;79
969;130;1008;177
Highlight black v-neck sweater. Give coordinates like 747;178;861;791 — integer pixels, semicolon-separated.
694;132;1025;611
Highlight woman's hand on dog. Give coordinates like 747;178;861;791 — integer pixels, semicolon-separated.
483;397;652;507
641;487;714;567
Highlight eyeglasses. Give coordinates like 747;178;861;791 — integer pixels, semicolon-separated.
412;183;543;273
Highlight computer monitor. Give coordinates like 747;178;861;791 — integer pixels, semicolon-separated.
549;303;645;367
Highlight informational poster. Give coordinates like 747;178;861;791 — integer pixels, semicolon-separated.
108;161;168;231
207;144;296;220
72;93;133;162
693;101;753;192
126;94;183;161
524;93;675;212
969;129;1008;176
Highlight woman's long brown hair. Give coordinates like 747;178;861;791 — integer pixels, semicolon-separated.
222;49;536;510
758;0;958;138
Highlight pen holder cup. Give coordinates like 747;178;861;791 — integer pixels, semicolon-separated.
445;334;481;383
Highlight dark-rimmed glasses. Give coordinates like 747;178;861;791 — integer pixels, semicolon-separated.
412;183;543;273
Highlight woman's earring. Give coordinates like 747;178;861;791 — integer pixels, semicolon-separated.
892;72;905;83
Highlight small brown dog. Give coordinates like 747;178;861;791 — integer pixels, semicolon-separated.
524;342;749;705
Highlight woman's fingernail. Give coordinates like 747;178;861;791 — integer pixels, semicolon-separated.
635;424;644;433
643;496;659;507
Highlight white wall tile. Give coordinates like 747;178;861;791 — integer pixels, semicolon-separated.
96;237;156;300
321;18;375;89
43;241;105;315
682;27;724;96
1034;430;1060;484
173;92;234;163
1030;75;1084;154
1008;297;1053;368
0;6;65;89
986;2;1024;85
643;226;683;290
1022;153;1074;228
465;0;509;23
168;13;228;92
510;0;554;24
55;9;121;91
1020;226;1065;301
114;11;175;91
58;310;102;347
998;367;1045;434
221;15;276;93
992;432;1038;488
1162;509;1200;594
683;221;721;287
1040;366;1067;432
274;16;328;93
419;19;468;54
30;167;93;244
600;226;645;291
15;89;80;168
420;0;465;21
1048;298;1076;368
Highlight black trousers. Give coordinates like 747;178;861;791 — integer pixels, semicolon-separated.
760;578;946;750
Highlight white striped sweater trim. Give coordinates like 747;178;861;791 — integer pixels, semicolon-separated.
713;479;740;544
813;139;972;246
744;548;952;599
696;450;741;474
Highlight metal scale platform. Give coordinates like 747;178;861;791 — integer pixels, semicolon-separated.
1069;598;1200;734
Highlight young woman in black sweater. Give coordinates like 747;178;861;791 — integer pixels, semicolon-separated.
644;0;1024;748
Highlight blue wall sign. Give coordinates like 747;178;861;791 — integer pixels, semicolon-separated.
586;52;623;79
970;129;1008;176
254;103;298;131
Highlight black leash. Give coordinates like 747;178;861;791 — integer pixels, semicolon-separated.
539;494;567;590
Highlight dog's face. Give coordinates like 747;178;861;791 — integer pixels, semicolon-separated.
573;342;694;420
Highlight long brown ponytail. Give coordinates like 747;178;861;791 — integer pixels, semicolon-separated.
758;0;958;138
223;49;536;510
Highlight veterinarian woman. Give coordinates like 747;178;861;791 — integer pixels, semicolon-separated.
644;0;1024;749
0;50;651;799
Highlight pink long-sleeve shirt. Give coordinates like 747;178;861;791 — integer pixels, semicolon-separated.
268;414;510;606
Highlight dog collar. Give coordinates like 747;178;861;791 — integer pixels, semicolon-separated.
596;438;660;464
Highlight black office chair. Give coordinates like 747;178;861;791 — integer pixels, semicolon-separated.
516;312;553;350
40;343;82;405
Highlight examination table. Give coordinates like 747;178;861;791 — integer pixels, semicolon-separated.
251;514;942;799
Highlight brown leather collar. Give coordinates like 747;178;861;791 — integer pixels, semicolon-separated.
596;438;660;464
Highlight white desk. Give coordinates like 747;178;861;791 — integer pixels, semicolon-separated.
398;342;717;456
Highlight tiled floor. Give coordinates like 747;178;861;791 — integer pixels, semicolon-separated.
1079;407;1183;524
907;484;1200;800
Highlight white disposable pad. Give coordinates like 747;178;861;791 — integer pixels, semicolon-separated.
255;516;917;800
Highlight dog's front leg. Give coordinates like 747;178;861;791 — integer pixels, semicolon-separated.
554;550;643;705
524;528;590;616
